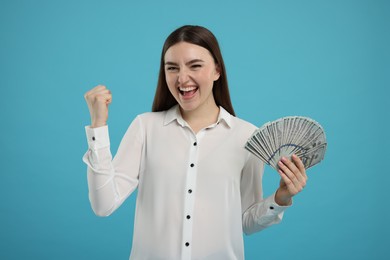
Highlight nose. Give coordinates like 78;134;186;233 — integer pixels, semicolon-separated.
177;68;190;85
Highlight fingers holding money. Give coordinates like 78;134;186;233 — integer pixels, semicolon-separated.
277;154;308;195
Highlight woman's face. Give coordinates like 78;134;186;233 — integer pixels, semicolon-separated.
164;42;220;113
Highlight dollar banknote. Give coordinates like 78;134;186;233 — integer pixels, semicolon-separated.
245;116;327;170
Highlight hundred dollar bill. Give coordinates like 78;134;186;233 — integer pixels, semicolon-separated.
245;116;327;170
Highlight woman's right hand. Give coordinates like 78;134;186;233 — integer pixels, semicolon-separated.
84;85;112;128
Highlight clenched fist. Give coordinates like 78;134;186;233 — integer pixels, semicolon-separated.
84;85;112;128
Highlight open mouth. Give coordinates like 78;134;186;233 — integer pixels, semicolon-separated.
179;86;199;97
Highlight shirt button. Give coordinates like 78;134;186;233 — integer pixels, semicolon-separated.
193;142;197;146
185;242;190;247
190;163;194;167
188;189;192;194
92;136;96;141
270;206;274;210
186;215;191;219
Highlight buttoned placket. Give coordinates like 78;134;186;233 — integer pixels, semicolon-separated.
181;128;206;260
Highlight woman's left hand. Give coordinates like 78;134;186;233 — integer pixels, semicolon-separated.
275;154;308;206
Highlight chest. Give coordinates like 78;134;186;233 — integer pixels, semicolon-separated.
143;125;247;181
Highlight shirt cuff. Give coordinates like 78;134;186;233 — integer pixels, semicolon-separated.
266;193;292;215
85;125;110;150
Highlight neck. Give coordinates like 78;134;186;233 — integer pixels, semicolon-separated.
180;102;220;133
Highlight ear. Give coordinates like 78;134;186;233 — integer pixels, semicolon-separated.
213;64;221;81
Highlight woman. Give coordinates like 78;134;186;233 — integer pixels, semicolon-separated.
83;25;307;260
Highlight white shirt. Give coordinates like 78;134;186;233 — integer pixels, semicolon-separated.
83;105;289;260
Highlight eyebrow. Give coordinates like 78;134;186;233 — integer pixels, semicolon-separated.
164;59;205;66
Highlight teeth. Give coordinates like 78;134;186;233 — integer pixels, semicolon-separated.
179;86;197;92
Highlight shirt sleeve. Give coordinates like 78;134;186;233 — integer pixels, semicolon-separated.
82;116;144;217
240;152;291;235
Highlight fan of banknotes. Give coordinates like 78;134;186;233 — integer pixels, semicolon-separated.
245;116;327;170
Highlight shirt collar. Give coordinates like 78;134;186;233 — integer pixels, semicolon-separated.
217;106;232;128
163;105;233;128
163;105;185;127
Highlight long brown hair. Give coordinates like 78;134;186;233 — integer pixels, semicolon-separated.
152;25;235;116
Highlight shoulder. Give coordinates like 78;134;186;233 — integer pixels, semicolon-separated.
230;115;258;136
220;113;258;151
137;105;179;127
123;111;167;140
133;111;167;129
220;106;257;134
137;111;166;120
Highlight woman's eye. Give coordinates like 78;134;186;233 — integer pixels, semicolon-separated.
191;64;202;69
166;66;178;71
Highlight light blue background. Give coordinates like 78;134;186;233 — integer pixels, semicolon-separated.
1;0;389;259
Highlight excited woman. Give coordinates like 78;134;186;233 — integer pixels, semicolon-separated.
83;25;307;260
